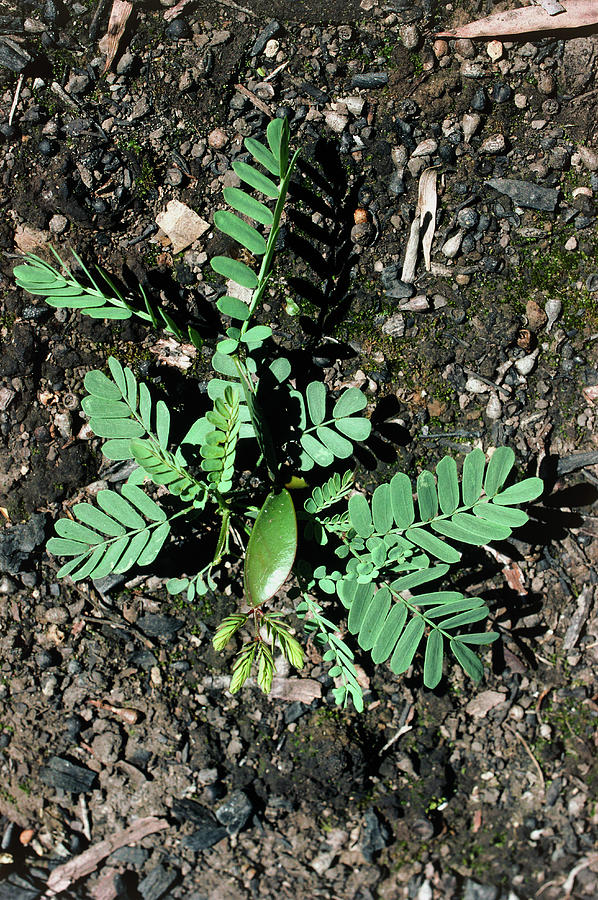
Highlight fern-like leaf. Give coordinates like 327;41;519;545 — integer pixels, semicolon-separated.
47;487;171;581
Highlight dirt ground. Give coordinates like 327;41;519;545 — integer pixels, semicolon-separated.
0;1;597;898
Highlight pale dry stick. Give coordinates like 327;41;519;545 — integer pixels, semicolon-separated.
263;60;290;82
234;83;273;117
79;795;91;842
44;816;169;896
8;73;24;126
463;366;512;398
535;685;553;726
217;0;258;15
505;724;545;794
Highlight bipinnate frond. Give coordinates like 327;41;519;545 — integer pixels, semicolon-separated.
47;485;170;581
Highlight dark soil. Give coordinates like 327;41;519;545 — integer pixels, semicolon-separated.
1;1;597;899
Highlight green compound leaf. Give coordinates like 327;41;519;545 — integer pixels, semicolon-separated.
217;295;251;321
222;188;274;226
333;387;367;418
390;472;415;528
244;489;297;607
390;617;425;675
417;469;438;521
450;639;484;681
84;369;122;401
232;160;279;198
462;447;485;506
47;489;171;582
306;380;327;425
244;137;280;177
492;477;543;505
436;456;459;515
213;210;267;256
300;433;334;467
484;446;515;496
210;256;258;290
348;493;373;538
423;629;444;689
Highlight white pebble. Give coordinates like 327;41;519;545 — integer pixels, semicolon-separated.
412;138;438;158
462;113;481;142
325;111;348;133
485;394;502;420
465;376;489;394
264;39;279;58
545;298;561;332
486;40;503;61
565;236;578;251
442;230;464;258
515;350;538;376
480;134;506;154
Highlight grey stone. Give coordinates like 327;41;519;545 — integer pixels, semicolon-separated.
138;865;179;900
350;73;388;89
361;808;391;862
586;274;598;292
215;790;253;835
136;614;184;638
463;880;499;900
0;513;46;575
0;873;40;900
182;825;227;851
486;178;559;212
0;37;32;73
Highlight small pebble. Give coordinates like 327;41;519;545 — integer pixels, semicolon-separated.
565;236;578;251
455;39;475;59
433;40;448;59
462;113;481;142
514;93;527;109
480;134;506;154
400;25;420;50
486;40;503;62
578;146;598;172
264;39;279;59
485;395;502;420
208;128;228;149
412;138;437;158
442;230;464;258
492;82;512;104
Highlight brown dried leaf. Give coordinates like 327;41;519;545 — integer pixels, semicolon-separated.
436;0;598;39
418;167;438;272
99;1;133;75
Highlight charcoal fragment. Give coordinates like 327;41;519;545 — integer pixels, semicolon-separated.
40;756;96;793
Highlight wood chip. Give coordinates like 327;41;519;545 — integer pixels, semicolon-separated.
269;677;322;703
401;216;420;284
98;1;133;75
418;167;437;272
436;0;598;38
562;585;594;650
155;200;210;253
163;0;194;22
465;690;506;718
44;816;169;895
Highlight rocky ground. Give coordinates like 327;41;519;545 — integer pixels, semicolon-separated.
0;0;597;898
